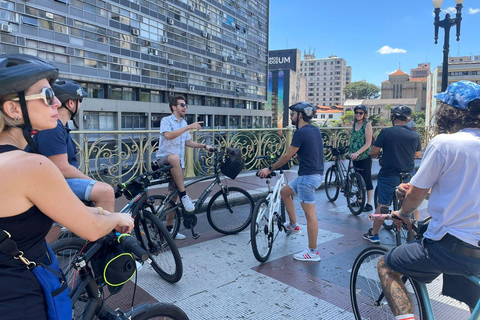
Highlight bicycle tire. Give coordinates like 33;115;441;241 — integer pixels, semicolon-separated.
148;195;182;239
135;209;183;283
325;166;340;202
207;186;254;235
350;247;425;320
346;172;367;215
250;197;273;263
50;237;88;288
132;302;189;320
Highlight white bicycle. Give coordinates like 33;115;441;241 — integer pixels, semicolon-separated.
250;155;290;263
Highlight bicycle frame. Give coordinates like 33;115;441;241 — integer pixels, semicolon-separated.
263;170;287;229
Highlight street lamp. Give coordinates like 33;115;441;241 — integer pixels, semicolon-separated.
433;0;464;91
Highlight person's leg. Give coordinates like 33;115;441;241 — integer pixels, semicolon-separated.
280;184;296;224
301;202;318;249
88;181;115;212
167;154;185;192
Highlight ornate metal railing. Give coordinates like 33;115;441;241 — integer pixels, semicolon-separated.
70;126;436;185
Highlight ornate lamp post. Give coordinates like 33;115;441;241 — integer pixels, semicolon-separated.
433;0;464;91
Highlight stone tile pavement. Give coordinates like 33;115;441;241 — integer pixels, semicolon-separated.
110;159;471;319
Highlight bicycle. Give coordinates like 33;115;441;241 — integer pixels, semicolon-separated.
250;155;289;263
373;172;415;244
55;231;189;320
350;213;479;320
324;145;367;215
52;165;183;284
152;148;254;239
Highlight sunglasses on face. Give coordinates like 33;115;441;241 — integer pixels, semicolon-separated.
178;103;188;108
355;112;365;115
12;87;56;106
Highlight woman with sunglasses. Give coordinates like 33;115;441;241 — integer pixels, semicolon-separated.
349;104;374;212
0;54;134;319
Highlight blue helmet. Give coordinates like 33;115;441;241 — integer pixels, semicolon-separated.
289;102;316;118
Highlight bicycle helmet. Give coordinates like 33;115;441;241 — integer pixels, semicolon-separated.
52;79;86;128
0;54;58;152
354;105;368;114
289;102;316;128
390;105;412;122
434;80;480;111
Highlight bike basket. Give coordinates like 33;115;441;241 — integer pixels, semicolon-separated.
90;240;137;295
220;147;244;180
123;180;144;200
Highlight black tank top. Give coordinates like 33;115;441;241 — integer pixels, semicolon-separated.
0;145;52;267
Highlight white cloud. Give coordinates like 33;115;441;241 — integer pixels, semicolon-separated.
469;8;480;14
443;6;456;14
377;46;407;55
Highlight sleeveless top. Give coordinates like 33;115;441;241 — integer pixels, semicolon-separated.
0;145;52;267
350;122;371;161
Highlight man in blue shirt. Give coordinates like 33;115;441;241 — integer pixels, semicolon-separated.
31;79;115;242
259;102;324;262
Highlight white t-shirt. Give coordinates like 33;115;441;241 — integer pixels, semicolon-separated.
410;128;480;247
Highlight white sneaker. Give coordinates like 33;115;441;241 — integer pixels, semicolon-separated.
180;194;195;212
173;232;186;240
293;248;321;262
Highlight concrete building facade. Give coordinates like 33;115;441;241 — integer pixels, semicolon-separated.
299;51;351;107
0;0;270;131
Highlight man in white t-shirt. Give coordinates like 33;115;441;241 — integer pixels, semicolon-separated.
377;81;480;319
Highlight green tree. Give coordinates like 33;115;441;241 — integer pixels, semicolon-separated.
340;110;354;125
344;81;380;99
368;114;385;126
412;112;425;126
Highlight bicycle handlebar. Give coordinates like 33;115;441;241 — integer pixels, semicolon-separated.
118;233;149;261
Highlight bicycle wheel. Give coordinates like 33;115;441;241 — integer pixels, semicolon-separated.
325;166;340;202
250;197;273;263
132;302;189;320
50;237;88;288
350;247;424;320
148;195;182;239
135;209;183;283
346;172;366;215
207;186;254;235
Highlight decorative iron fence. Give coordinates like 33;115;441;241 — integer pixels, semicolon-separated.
71;126;436;185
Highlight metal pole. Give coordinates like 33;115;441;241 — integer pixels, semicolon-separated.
441;19;451;92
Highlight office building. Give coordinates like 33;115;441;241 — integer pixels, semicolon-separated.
0;0;270;130
299;51;351;107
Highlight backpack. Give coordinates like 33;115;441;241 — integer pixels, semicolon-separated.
220;148;244;180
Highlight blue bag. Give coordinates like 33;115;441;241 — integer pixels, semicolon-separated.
31;243;72;320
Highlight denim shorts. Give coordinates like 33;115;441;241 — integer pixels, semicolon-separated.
288;174;323;204
376;172;413;205
67;178;96;202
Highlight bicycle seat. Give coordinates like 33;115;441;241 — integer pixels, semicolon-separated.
398;172;412;182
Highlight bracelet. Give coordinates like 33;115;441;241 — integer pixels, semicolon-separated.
204;144;207;149
398;209;411;218
97;207;105;215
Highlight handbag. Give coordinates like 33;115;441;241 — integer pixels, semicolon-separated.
0;229;72;320
220;148;244;180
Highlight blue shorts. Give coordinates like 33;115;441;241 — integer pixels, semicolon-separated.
67;178;96;202
376;172;413;205
288;174;323;204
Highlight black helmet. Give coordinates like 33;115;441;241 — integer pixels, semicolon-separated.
391;105;412;121
0;54;58;98
52;79;87;104
354;105;367;113
289;101;316;118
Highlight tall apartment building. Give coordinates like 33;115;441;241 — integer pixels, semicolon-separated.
426;55;480;125
0;0;270;131
411;63;430;79
299;51;351;107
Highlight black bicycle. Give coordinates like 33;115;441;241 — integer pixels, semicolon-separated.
53;232;189;320
153;148;254;239
324;145;367;215
52;165;183;284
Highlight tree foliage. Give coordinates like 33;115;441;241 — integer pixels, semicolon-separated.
344;81;380;99
340;110;354;125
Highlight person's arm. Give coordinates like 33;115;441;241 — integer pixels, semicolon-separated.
163;121;203;140
258;145;299;177
184;139;213;150
24;154;133;240
48;153;91;180
392;184;429;227
370;146;381;158
414;150;422;158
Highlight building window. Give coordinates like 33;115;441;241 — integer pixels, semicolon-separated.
83;111;116;130
121;113;146;130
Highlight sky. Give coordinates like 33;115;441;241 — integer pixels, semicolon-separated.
268;0;480;87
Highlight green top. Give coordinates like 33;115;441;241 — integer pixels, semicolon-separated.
350;122;371;161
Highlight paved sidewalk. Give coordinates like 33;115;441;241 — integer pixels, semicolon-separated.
111;159;470;319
